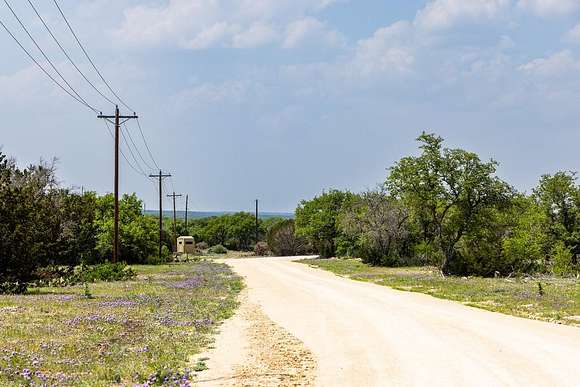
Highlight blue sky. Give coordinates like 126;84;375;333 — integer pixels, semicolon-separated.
1;0;579;212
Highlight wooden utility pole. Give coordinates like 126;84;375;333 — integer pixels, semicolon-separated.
185;194;189;231
149;170;171;261
167;192;183;251
255;199;259;244
98;106;138;263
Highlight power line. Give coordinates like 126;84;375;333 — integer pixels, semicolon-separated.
26;0;117;108
124;122;155;171
136;118;160;170
106;122;161;194
3;0;99;113
0;16;98;112
46;1;163;194
169;175;176;193
120;124;149;176
103;120;149;178
51;0;164;195
52;0;133;112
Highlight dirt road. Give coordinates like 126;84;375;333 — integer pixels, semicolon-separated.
199;257;580;386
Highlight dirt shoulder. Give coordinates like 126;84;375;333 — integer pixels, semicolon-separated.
194;289;316;386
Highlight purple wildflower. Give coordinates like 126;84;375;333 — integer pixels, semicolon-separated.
166;276;204;289
98;300;138;307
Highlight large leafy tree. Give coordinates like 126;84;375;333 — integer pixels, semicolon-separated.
295;189;356;257
93;193;159;264
534;171;579;260
0;154;96;285
387;133;513;275
196;212;259;251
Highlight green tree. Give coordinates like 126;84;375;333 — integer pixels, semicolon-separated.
197;213;259;251
340;189;411;266
534;171;580;262
94;193;159;263
0;154;90;287
387;133;514;275
295;189;356;257
502;196;550;273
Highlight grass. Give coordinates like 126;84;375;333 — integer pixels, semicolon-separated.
0;260;243;385
298;258;580;326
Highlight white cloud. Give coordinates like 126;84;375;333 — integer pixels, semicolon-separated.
415;0;511;30
565;23;580;43
352;21;415;75
283;18;344;49
233;23;278;48
115;0;337;49
185;22;237;50
517;0;580;17
519;50;580;77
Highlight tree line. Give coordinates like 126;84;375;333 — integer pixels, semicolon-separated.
0;152;170;291
2;131;578;290
294;133;579;276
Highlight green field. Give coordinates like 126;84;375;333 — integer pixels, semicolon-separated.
0;261;242;385
299;258;580;326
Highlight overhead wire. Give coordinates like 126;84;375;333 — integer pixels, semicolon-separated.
50;0;164;190
26;0;117;108
0;17;98;113
169;175;176;194
103;120;149;178
2;0;170;202
136;118;160;171
123;122;156;171
3;0;99;113
49;0;164;183
119;124;149;176
52;0;133;112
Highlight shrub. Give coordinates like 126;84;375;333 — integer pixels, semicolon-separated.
208;244;228;254
340;190;411;266
79;262;136;283
196;241;209;251
267;219;309;256
254;242;270;256
552;242;576;276
0;282;28;295
295;189;357;258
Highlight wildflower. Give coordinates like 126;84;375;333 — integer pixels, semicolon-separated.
99;300;138;307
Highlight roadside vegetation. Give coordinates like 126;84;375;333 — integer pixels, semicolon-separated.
300;258;580;326
165;213;291;255
0;151;268;294
0;261;242;385
294;133;580;278
0;152;177;293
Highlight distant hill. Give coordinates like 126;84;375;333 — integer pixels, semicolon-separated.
143;210;294;220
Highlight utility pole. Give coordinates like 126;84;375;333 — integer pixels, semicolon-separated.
98;106;138;263
149;170;171;261
185;194;189;231
167;192;183;252
255;199;259;244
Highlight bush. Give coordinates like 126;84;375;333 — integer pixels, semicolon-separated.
254;242;270;256
79;262;136;283
340;190;411;266
552;242;576;276
267;219;309;256
0;282;28;295
196;241;209;251
295;190;357;258
208;244;228;254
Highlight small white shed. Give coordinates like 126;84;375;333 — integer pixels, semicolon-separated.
177;236;195;254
